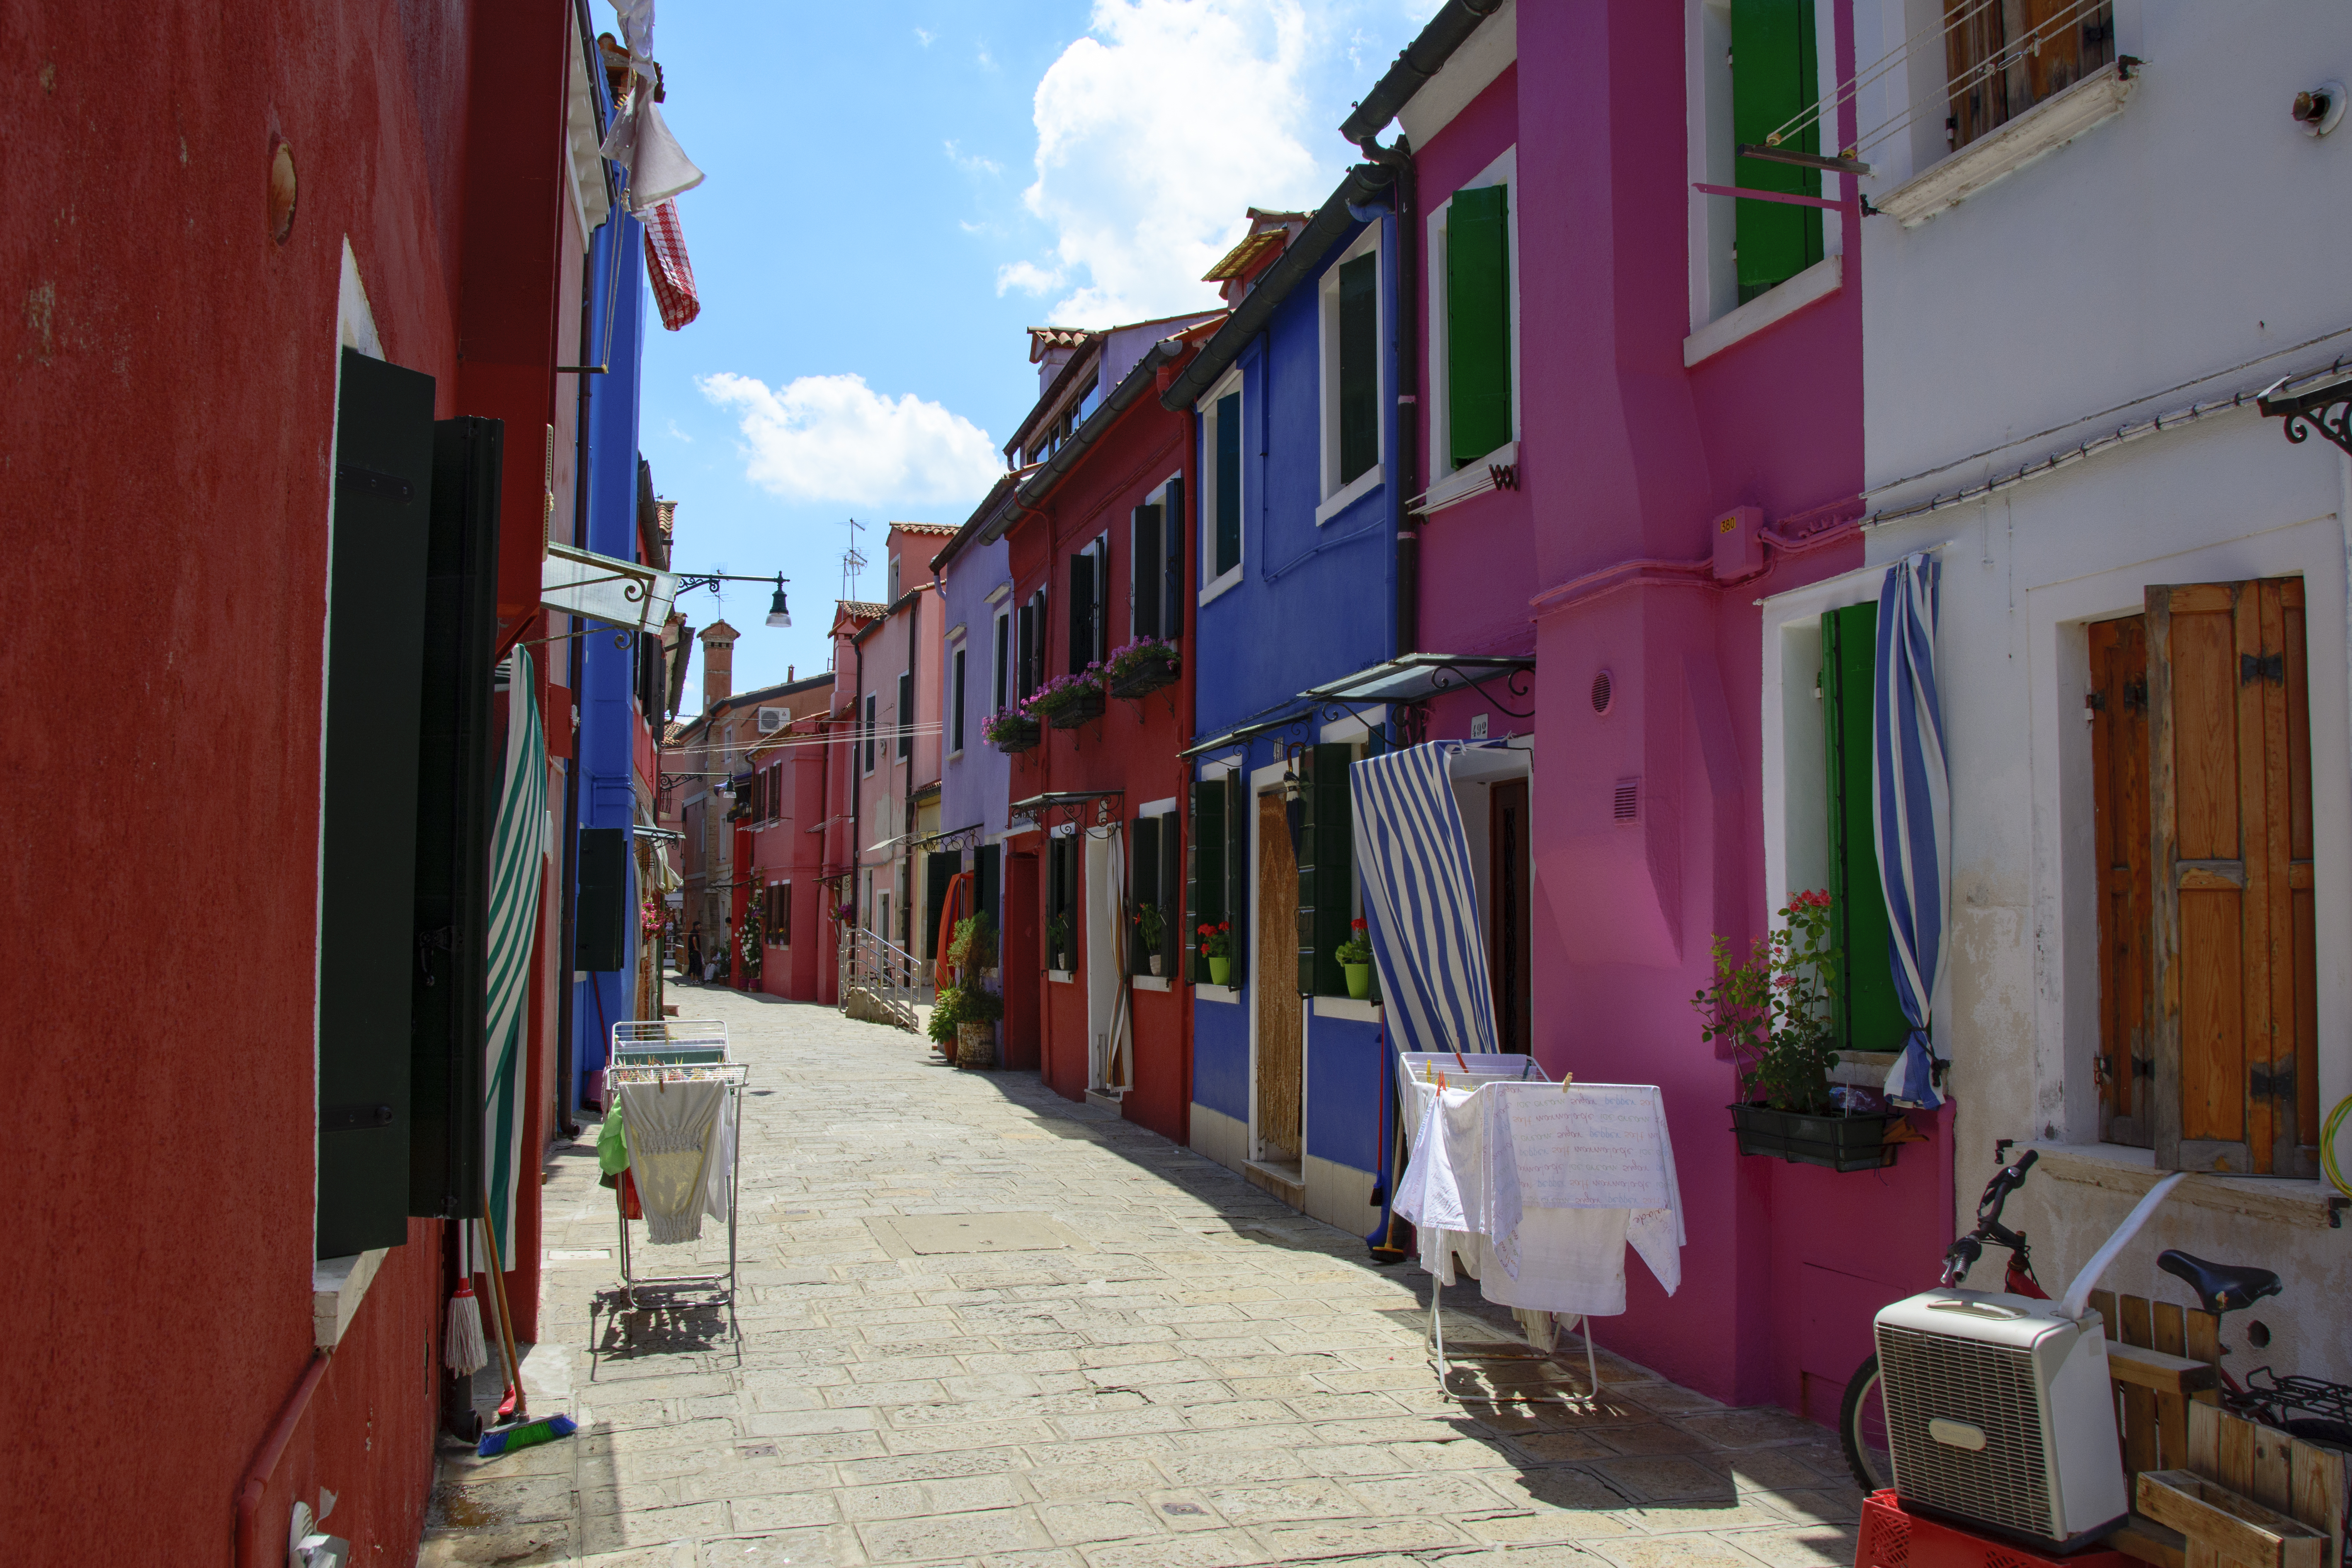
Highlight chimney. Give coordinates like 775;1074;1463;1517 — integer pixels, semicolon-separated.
699;619;739;713
787;664;795;682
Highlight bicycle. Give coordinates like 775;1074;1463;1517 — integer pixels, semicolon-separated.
1839;1145;2352;1491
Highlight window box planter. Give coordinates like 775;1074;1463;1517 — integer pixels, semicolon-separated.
1728;1103;1900;1173
990;718;1040;754
1109;657;1178;700
1043;688;1106;729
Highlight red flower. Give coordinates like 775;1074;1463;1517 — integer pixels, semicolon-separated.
1350;918;1369;933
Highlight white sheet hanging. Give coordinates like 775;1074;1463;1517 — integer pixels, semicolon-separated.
617;1078;723;1244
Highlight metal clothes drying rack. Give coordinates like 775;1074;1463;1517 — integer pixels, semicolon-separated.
606;1042;748;1323
1399;1052;1602;1399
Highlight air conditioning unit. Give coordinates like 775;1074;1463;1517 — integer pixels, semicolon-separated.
757;706;790;734
1874;1289;2126;1553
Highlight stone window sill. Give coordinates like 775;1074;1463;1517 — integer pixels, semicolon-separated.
1132;975;1172;992
1872;59;2135;228
313;1248;390;1350
1683;254;1842;368
1312;996;1381;1023
2024;1141;2346;1231
1048;969;1075;984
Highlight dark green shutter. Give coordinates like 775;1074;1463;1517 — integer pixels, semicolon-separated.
1132;504;1162;641
1338;251;1380;485
897;671;913;757
1159;813;1182;972
1822;603;1906;1055
1214;393;1242;577
924;851;958;953
951;648;966;751
1188;780;1225;984
1131;817;1159;975
1731;0;1823;302
1068;551;1094;674
975;842;1000;933
1446;184;1512;469
409;414;501;1221
1296;743;1355;996
1162;477;1185;636
318;348;436;1259
575;827;628;970
1224;771;1248;989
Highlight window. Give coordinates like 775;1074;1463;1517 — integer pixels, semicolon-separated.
1129;811;1183;976
1295;744;1364;997
1017;589;1046;698
992;610;1011;713
1319;229;1383;515
2091;579;2315;1177
1047;834;1078;969
1820;603;1909;1056
1730;0;1823;303
1131;501;1164;642
862;693;876;773
1445;184;1512;469
766;881;791;947
1185;771;1247;987
896;670;912;760
950;646;966;754
1067;538;1106;674
1946;2;2114;153
1200;379;1244;597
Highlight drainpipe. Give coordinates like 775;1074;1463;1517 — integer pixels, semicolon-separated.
234;1350;332;1568
1358;133;1419;659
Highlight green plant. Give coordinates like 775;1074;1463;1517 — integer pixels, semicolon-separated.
927;985;965;1045
1693;891;1841;1114
1196;920;1231;958
1334;917;1372;966
956;986;1004;1024
1105;637;1179;681
1047;913;1073;960
1130;902;1165;952
948;912;997;971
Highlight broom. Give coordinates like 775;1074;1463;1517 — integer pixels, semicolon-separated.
473;1185;579;1458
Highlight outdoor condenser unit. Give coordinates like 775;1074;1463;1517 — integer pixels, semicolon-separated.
1874;1289;2126;1553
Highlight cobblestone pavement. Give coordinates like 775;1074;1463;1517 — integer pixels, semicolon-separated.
420;985;1864;1568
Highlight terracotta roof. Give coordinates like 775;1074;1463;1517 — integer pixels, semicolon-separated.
836;600;887;621
887;521;959;537
1026;326;1103;363
663;722;685;743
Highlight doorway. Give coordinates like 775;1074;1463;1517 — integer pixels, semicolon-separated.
1255;791;1302;1167
1489;778;1531;1053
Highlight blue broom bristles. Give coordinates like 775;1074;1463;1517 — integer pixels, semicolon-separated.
477;1413;577;1457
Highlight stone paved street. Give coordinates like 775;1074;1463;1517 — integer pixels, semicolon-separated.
420;987;1865;1568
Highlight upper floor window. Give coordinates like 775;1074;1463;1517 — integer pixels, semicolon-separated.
1198;371;1244;601
992;608;1011;711
888;555;901;604
1317;226;1383;522
896;670;913;759
1130;477;1185;642
950;645;967;755
1428;150;1518;476
1017;588;1046;698
1728;0;1824;303
862;693;877;774
1945;1;2114;152
1068;535;1108;674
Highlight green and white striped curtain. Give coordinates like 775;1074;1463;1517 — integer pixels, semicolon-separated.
483;649;551;1270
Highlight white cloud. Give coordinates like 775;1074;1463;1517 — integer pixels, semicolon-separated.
1011;0;1327;325
995;260;1064;297
664;418;693;443
945;140;1002;177
914;27;936;46
698;372;1004;507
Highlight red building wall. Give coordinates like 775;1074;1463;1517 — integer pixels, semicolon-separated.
2;2;577;1559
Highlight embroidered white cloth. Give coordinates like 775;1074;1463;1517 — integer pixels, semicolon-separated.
1393;1086;1524;1277
616;1078;724;1244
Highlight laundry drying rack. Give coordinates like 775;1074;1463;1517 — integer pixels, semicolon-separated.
607;1018;748;1321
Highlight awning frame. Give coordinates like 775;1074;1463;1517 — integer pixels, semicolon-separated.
1008;789;1126;835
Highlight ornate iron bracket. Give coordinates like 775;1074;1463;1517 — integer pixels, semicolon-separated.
1009;792;1125;836
2258;368;2352;459
1421;659;1534;720
908;821;985;854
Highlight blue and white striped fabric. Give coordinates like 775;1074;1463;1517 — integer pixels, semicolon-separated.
1873;553;1949;1110
1349;742;1500;1057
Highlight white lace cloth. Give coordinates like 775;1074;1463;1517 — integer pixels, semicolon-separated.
617;1078;725;1244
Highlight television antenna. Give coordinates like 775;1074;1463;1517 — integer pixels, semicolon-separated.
839;517;868;602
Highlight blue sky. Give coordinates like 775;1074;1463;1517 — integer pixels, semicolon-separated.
639;0;1442;702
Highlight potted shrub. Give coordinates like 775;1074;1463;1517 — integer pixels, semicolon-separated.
926;984;965;1058
954;986;1004;1068
1030;669;1106;729
947;911;996;987
983;704;1040;754
1334;918;1373;999
1132;902;1166;975
1696;890;1901;1173
1047;913;1073;972
1198;920;1232;986
1106;637;1180;699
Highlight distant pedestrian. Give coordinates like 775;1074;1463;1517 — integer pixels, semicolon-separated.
685;925;703;984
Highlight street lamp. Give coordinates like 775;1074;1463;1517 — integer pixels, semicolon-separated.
766;574;791;629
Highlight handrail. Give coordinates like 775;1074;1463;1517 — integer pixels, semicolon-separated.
837;927;924;1033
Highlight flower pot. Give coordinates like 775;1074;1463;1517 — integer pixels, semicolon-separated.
956;1021;996;1069
1109;659;1178;699
992;720;1040;755
1727;1103;1901;1172
1045;688;1106;729
1343;962;1370;1000
1055;952;1070;973
1148;954;1163;976
1208;955;1231;986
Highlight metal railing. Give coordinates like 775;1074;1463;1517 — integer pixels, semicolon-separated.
838;926;923;1033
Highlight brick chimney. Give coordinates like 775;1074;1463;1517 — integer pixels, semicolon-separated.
699;619;738;713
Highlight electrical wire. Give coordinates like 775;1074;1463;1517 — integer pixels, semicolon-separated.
1764;0;2007;155
2325;1095;2352;1201
1850;0;2115;161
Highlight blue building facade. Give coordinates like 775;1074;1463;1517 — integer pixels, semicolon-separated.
926;478;1019;992
1162;177;1404;1231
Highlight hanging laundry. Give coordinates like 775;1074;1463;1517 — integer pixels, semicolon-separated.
615;1077;723;1244
643;200;699;331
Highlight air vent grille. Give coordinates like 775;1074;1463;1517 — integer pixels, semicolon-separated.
1591;669;1614;713
1613;777;1640;823
1877;1322;2053;1538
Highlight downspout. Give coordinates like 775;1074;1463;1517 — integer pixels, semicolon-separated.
1359;134;1419;658
902;588;919;951
555;216;601;1130
233;1349;332;1568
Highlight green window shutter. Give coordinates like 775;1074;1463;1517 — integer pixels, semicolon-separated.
319;348;436;1260
1224;771;1248;989
1162;477;1185;636
1159;813;1182;972
898;670;914;757
1296;743;1355;996
1068;551;1094;674
1131;816;1159;976
575;827;628;970
1337;251;1380;485
1821;604;1907;1055
924;851;958;954
1445;184;1512;469
1731;0;1823;302
409;414;501;1222
1214;393;1242;577
1188;780;1224;984
1132;504;1163;641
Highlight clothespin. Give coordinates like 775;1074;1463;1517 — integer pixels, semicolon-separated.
1453;1049;1470;1073
1559;1071;1575;1094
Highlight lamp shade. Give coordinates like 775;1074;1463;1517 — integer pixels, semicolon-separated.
766;579;791;629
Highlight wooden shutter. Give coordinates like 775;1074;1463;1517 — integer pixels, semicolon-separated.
1132;504;1163;641
1445;184;1512;468
1131;817;1159;975
1162;477;1186;637
2090;616;2155;1146
575;828;628;970
1296;744;1355;996
318;348;435;1259
1069;551;1094;674
1224;770;1249;989
1188;779;1225;984
1214;392;1242;577
1159;813;1183;973
951;648;965;751
2148;578;2316;1177
408;414;500;1222
1338;251;1380;485
1946;0;2115;152
778;880;793;948
1730;0;1824;302
1821;603;1909;1054
897;671;913;758
863;694;876;771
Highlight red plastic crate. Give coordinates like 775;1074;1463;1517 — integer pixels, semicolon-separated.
1857;1491;2134;1568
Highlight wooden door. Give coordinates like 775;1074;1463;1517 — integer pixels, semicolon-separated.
1256;792;1302;1163
2089;616;2154;1146
1489;779;1532;1053
2147;578;2316;1177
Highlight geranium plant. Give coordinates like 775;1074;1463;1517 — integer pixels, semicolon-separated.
1105;637;1179;681
1334;918;1372;966
981;705;1038;746
1196;921;1232;959
1693;890;1840;1114
1131;902;1166;952
1027;668;1102;715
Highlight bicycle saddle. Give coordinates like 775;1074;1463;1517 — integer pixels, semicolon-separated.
2158;1249;2283;1315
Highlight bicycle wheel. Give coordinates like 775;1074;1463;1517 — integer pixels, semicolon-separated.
1840;1355;1892;1493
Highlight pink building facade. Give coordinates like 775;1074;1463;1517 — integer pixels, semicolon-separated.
1383;0;1948;1415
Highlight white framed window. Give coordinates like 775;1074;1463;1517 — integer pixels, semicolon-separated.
1317;222;1385;526
1425;145;1520;482
1197;367;1246;605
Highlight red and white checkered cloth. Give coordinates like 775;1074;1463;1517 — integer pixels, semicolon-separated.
643;199;699;331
